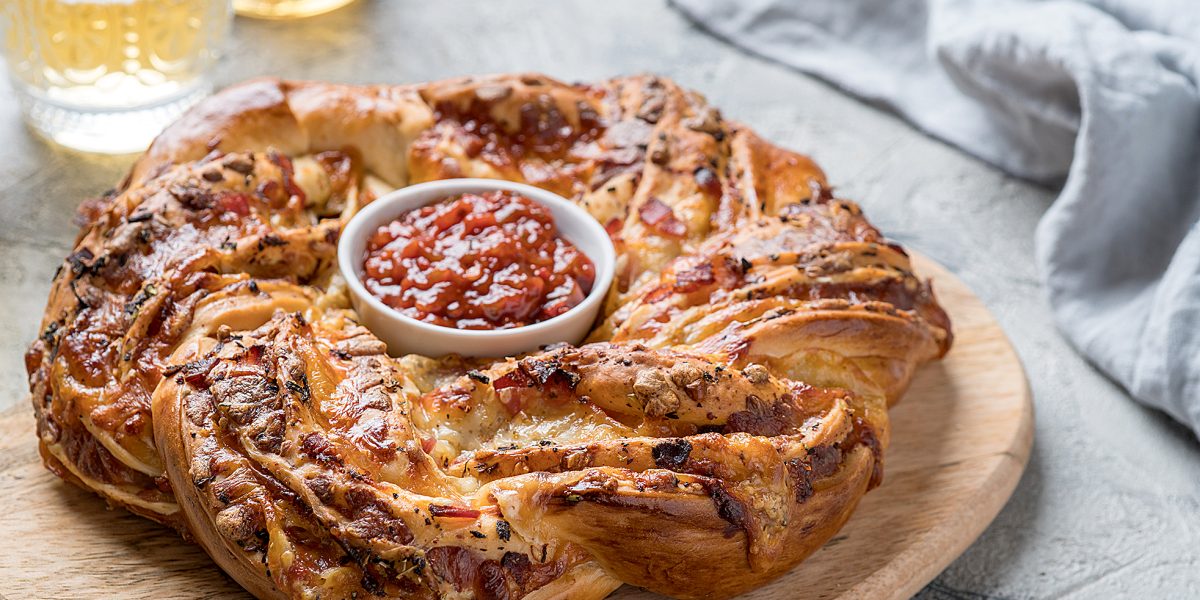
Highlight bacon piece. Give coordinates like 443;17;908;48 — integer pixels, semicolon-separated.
672;262;715;294
428;504;482;519
216;192;251;217
638;198;687;238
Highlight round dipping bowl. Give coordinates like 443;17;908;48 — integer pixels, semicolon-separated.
338;178;616;358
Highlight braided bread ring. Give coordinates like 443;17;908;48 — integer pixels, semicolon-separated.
26;74;950;599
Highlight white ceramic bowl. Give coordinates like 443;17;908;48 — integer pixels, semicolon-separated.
338;178;616;358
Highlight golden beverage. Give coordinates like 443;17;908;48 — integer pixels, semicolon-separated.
2;0;231;153
233;0;353;19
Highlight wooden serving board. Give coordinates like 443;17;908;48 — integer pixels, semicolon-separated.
0;254;1032;600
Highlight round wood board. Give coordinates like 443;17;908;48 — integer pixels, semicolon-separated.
0;253;1032;599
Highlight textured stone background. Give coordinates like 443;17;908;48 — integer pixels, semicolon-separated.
1;1;1198;598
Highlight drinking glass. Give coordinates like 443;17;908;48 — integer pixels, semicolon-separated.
233;0;353;20
1;0;232;154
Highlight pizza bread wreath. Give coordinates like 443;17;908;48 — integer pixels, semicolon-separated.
25;73;951;600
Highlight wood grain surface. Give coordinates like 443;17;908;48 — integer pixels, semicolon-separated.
0;253;1032;600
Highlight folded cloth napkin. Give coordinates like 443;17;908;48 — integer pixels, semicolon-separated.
672;0;1200;436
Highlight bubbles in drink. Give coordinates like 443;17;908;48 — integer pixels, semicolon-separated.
1;0;231;153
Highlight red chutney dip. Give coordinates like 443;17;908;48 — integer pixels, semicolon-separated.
361;191;596;330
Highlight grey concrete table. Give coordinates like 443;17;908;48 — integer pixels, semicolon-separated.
2;2;1198;598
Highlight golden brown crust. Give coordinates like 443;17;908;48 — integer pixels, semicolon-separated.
28;73;951;599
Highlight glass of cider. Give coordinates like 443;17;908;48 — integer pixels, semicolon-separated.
1;0;232;154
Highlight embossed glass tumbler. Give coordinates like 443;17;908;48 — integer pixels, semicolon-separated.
1;0;232;154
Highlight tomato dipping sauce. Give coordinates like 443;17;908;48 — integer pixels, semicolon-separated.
361;191;596;330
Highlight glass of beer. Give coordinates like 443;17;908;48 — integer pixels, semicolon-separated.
1;0;232;154
233;0;353;20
